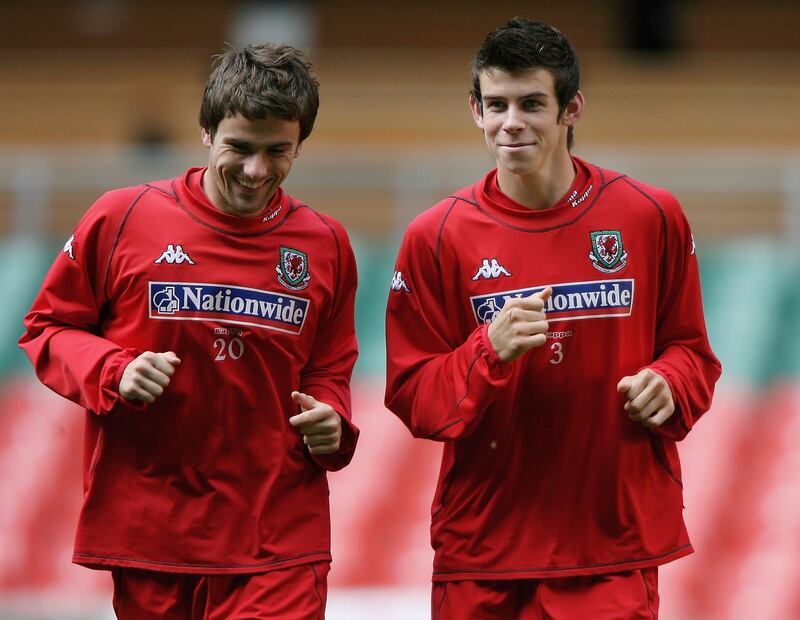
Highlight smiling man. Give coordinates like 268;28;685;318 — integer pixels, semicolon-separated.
385;19;721;619
20;44;358;619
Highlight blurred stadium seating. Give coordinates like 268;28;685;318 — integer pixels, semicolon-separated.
1;2;799;618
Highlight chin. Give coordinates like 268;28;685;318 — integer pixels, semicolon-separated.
501;162;538;177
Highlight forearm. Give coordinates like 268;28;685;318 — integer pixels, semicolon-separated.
20;324;141;415
385;324;512;441
647;343;721;440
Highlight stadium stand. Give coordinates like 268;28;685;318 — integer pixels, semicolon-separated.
1;2;799;618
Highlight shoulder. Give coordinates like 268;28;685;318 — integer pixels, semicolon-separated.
284;197;355;258
291;197;349;236
591;163;682;213
90;176;182;216
74;183;157;234
582;163;687;231
618;175;680;211
591;165;696;252
93;184;154;211
72;175;186;245
313;210;351;242
404;182;477;244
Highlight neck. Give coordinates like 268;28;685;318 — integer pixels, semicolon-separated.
200;168;222;211
496;151;576;210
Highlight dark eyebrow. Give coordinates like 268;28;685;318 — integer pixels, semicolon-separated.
224;138;251;148
483;91;549;101
225;138;294;149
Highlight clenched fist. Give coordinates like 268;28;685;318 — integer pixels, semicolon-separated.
119;351;181;403
617;368;674;428
487;287;553;362
289;391;342;455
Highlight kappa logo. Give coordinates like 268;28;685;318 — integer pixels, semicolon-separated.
263;205;282;222
155;244;195;265
276;247;311;291
472;259;512;280
570;184;593;208
63;234;75;260
589;230;628;273
391;271;411;293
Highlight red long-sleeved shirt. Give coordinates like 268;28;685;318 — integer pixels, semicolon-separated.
20;167;359;574
385;158;721;581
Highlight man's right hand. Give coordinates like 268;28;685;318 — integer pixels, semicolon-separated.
119;351;181;403
487;287;552;363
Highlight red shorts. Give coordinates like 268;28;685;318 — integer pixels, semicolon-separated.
111;562;329;620
433;568;659;620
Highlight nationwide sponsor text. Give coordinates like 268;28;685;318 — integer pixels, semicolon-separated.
471;279;634;325
149;281;309;335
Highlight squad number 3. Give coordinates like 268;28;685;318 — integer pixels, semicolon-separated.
549;342;564;365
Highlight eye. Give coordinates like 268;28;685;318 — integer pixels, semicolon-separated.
485;100;507;112
523;99;542;110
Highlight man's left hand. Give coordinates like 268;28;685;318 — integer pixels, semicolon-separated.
289;391;342;454
616;369;674;428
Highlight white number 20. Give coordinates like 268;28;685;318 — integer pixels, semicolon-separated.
214;337;244;361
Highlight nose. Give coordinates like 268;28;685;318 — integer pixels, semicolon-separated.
242;152;269;179
502;106;525;133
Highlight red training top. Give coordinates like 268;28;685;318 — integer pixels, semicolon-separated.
20;168;359;574
385;157;721;581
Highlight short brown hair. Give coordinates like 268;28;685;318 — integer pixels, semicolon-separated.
199;43;319;142
472;19;580;149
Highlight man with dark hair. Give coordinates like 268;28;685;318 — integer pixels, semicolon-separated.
385;18;720;618
20;43;358;619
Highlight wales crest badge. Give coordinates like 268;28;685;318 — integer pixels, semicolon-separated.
276;246;311;290
589;230;628;273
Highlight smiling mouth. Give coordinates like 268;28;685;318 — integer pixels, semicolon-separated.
235;176;269;190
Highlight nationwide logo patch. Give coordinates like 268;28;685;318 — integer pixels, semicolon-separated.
149;282;309;335
471;279;634;325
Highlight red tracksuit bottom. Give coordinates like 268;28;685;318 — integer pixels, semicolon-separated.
111;562;329;620
433;568;659;619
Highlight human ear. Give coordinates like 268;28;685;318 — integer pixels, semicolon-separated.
200;127;213;148
561;90;585;127
469;94;485;130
